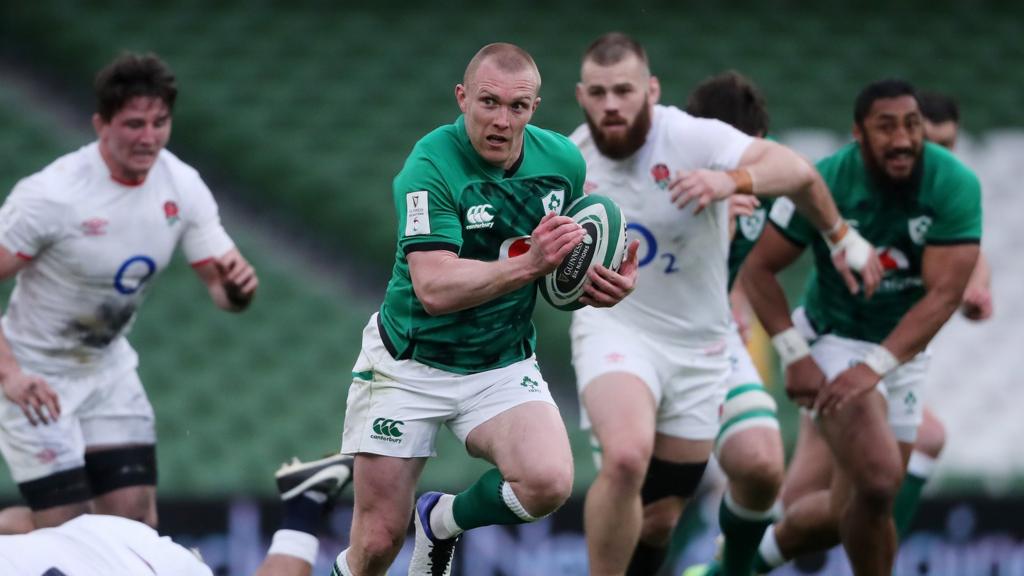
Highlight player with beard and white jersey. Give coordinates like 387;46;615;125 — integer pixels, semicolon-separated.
568;33;882;576
0;53;258;534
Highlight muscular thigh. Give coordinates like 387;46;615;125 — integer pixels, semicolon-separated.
466;401;572;482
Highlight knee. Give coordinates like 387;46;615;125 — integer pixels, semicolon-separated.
729;451;785;508
356;520;407;563
640;500;684;545
854;465;903;512
517;462;574;517
599;441;653;490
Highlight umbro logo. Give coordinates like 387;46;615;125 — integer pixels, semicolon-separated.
370;418;405;443
465;204;495;230
80;218;108;236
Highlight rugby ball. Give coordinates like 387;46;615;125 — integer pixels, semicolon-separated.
538;194;627;311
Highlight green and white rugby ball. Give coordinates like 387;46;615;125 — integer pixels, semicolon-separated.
538;194;627;311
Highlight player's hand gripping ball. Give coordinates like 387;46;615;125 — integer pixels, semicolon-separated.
538;194;627;311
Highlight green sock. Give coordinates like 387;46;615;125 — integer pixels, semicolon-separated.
894;472;927;538
451;468;524;530
719;495;773;576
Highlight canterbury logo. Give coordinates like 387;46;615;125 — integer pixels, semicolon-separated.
370;418;405;443
465;204;495;229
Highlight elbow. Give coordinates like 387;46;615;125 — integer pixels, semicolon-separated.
935;287;965;318
793;158;817;192
416;286;453;316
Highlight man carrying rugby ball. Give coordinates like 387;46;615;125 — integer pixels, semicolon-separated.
331;43;639;576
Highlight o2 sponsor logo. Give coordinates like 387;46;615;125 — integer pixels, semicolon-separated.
626;222;679;274
113;255;157;295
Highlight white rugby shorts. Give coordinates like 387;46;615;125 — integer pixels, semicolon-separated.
810;334;929;443
570;311;729;441
725;323;763;389
0;360;155;483
341;314;557;458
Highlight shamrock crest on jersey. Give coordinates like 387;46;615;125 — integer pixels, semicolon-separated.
542;189;565;214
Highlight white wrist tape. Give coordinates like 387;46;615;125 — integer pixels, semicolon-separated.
771;327;811;368
862;345;900;376
825;225;872;271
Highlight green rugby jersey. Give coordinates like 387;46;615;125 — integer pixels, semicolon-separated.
728;197;775;291
770;142;982;343
378;115;586;374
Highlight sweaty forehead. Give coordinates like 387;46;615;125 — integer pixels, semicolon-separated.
580;55;648;87
469;60;539;98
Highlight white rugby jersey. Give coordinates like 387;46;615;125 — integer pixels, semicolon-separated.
0;514;214;575
0;142;234;373
570;105;753;349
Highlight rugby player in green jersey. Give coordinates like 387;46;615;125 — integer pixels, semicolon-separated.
740;79;982;575
888;90;993;541
330;43;640;576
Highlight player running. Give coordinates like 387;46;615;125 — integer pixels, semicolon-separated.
330;43;638;576
0;52;258;533
740;79;983;575
569;34;878;576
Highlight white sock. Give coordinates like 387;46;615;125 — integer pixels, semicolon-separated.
907;451;938;479
757;524;786;568
429;494;463;540
268;529;318;566
333;548;352;575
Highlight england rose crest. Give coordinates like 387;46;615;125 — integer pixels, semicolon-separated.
651;163;670;189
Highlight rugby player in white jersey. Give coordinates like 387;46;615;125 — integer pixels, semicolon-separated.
0;453;353;576
568;33;880;576
0;52;258;533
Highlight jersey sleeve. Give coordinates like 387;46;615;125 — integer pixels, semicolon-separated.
926;163;982;244
684;117;754;171
0;178;64;259
767;196;815;246
179;172;235;264
393;153;462;255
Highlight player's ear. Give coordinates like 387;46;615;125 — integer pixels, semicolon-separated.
455;84;468;113
649;75;661;106
852;122;864;144
532;96;541;114
92;113;105;136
